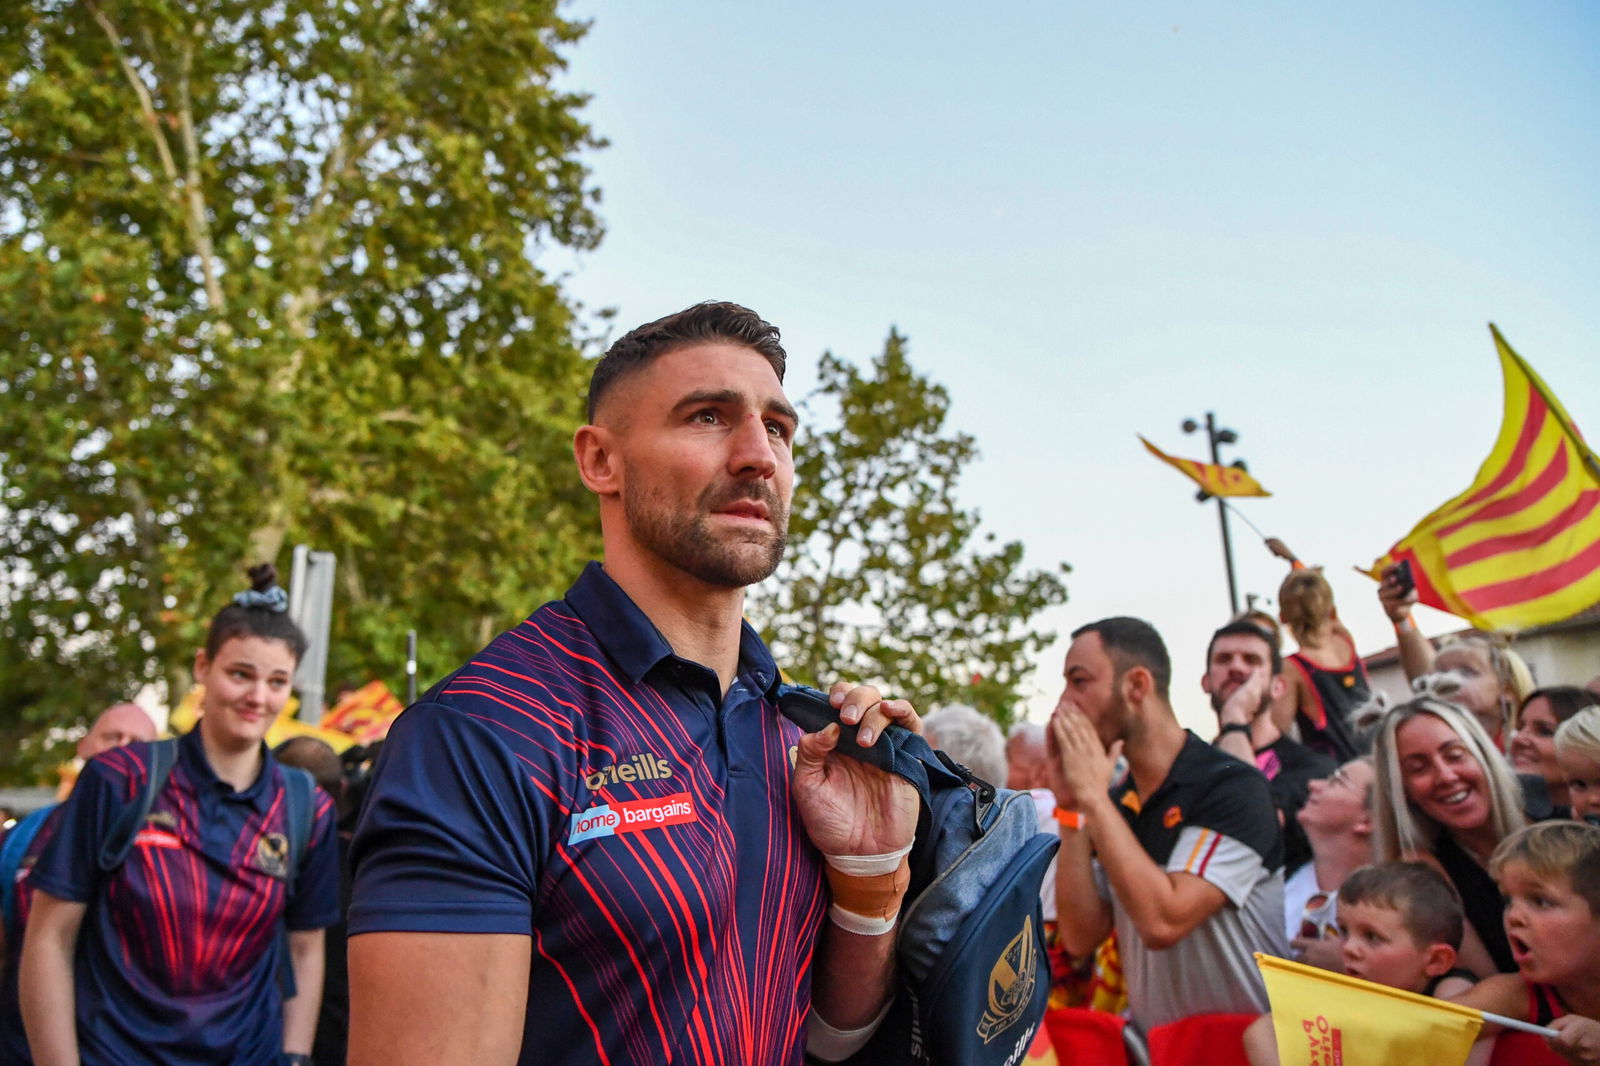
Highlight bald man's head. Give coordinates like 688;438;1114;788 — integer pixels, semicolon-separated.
78;703;157;761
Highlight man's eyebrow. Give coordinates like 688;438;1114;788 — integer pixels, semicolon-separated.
673;388;800;425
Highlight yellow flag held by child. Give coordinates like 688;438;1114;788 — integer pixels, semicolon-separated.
1256;954;1482;1066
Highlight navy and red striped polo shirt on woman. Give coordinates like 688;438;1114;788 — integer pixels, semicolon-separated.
20;730;339;1066
350;562;829;1066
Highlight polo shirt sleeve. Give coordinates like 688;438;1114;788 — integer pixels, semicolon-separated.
1164;766;1280;909
285;788;342;931
27;749;139;905
348;702;554;936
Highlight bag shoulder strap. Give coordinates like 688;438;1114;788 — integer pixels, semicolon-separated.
279;764;316;888
0;805;56;934
272;763;318;1003
98;738;179;873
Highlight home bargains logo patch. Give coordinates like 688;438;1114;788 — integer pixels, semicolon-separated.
569;793;697;845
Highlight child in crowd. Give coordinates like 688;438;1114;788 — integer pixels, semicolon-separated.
1273;566;1370;762
1556;708;1600;824
1336;862;1476;997
1243;861;1476;1066
1453;821;1600;1065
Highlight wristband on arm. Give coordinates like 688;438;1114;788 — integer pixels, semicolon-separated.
1053;807;1085;830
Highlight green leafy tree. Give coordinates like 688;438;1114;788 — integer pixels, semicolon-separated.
753;330;1070;727
0;0;605;782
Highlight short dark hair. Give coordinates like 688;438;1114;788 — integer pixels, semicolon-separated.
1206;620;1282;677
273;736;344;795
204;563;309;663
1071;616;1171;700
586;301;787;422
1340;861;1464;950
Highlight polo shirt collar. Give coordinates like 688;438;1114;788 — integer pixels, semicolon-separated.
563;562;779;696
178;727;274;812
1142;731;1210;802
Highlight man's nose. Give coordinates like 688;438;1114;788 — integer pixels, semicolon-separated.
727;415;777;478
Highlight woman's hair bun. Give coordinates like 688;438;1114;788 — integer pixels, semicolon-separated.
246;562;279;592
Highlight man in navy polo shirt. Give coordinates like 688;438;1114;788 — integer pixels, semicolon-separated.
347;302;922;1066
1048;616;1288;1031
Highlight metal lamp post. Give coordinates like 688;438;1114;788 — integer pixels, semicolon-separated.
1181;412;1248;616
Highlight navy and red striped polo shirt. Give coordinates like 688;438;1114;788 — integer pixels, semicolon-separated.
15;731;340;1066
349;562;828;1066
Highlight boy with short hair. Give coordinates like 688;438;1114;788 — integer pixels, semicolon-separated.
1243;862;1476;1066
1454;821;1600;1065
1337;862;1476;997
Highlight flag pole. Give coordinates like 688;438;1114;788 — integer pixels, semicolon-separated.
1481;1010;1558;1038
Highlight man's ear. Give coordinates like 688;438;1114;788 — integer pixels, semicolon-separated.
1268;673;1288;702
1200;672;1214;698
193;648;209;687
1421;942;1456;978
1123;665;1152;705
573;425;620;495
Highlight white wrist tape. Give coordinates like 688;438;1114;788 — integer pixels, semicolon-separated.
828;903;899;936
822;842;913;877
806;999;896;1062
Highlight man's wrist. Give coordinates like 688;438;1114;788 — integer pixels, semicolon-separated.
1393;613;1416;634
1217;722;1252;740
823;844;912;936
281;1055;313;1066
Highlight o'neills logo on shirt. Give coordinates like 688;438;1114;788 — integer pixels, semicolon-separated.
568;793;697;845
584;752;674;791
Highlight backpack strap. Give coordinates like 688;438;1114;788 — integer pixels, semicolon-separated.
273;762;318;1003
776;684;1005;887
279;764;316;889
98;738;179;873
776;684;989;807
0;805;57;937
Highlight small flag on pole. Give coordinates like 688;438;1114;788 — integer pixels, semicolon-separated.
1370;326;1600;631
1139;435;1270;497
1256;954;1482;1066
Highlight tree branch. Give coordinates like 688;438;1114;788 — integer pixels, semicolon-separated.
82;0;180;186
175;35;226;317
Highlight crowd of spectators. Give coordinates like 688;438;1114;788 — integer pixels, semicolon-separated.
4;299;1600;1066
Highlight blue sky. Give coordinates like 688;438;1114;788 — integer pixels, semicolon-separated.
549;1;1600;730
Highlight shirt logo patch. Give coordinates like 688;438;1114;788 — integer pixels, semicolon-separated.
569;793;697;845
252;832;290;878
145;810;178;831
584;752;675;791
134;828;182;849
1163;805;1183;829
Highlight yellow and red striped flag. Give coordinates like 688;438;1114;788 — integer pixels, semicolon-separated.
319;680;407;743
1371;326;1600;631
1139;435;1271;498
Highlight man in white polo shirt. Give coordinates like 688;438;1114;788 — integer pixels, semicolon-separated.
1048;616;1288;1030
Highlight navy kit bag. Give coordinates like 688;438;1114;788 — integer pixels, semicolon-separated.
779;686;1058;1066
